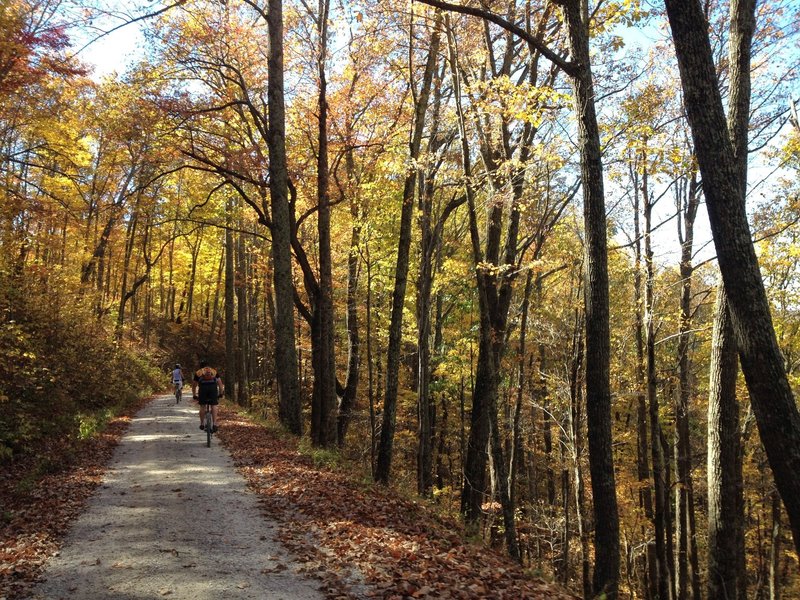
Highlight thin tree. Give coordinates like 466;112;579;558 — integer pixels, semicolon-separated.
419;0;619;592
374;7;442;484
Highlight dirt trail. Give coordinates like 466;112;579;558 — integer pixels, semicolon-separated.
27;394;325;600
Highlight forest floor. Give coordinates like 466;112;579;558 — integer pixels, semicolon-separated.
0;395;579;600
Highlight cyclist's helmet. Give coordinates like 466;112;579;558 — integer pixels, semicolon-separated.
175;363;181;368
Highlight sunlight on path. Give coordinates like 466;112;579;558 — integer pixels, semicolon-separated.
28;394;324;600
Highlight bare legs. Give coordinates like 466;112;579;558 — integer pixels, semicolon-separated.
199;403;219;430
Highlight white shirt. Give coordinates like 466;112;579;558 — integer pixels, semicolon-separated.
172;368;183;383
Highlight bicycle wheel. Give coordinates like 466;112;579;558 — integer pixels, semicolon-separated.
205;410;213;447
175;385;181;403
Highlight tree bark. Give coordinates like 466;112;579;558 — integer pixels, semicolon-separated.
706;0;754;595
267;0;301;435
675;172;701;600
642;157;672;600
707;289;742;600
375;9;441;484
235;214;249;407
225;198;236;396
558;0;619;594
631;162;656;600
336;144;362;445
665;0;800;559
569;303;592;599
310;0;337;447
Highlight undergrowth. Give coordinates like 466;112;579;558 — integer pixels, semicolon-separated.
0;269;161;464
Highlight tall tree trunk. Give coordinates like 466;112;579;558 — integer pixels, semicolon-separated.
310;0;337;447
708;0;755;600
415;109;462;495
206;253;224;349
186;232;203;322
375;9;441;484
643;159;672;600
705;0;753;596
675;172;700;600
707;289;742;600
416;233;435;497
225;200;236;393
537;275;555;507
335;219;361;445
267;0;301;435
365;248;376;476
559;0;619;593
665;0;800;558
662;430;676;599
446;15;489;527
632;162;656;600
569;302;592;599
236;218;249;407
336;164;361;445
769;489;781;600
117;193;141;336
510;271;533;511
415;79;442;497
488;383;521;562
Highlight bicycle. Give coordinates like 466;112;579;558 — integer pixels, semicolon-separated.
174;381;183;404
194;396;216;447
203;404;214;447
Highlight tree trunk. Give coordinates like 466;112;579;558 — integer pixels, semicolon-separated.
707;288;742;600
375;9;441;484
206;253;224;349
665;0;800;558
705;0;755;594
236;217;249;407
559;0;619;593
267;0;301;435
225;199;236;395
643;160;671;600
415;85;442;497
569;304;592;599
186;232;202;322
769;489;781;600
675;172;699;600
310;0;337;447
632;163;656;600
365;249;376;476
117;192;141;336
510;271;533;510
336;174;361;445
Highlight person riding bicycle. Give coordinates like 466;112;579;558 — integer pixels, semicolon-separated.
171;363;184;398
192;361;224;432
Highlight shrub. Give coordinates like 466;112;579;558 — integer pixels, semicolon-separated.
0;272;161;462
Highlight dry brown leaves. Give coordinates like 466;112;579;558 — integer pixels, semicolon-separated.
0;399;580;600
0;396;149;600
217;405;580;600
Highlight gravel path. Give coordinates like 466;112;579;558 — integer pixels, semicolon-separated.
28;394;325;600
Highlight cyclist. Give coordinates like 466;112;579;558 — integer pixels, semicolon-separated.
192;360;224;432
171;363;184;401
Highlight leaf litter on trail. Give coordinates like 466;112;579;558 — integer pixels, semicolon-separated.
0;398;147;600
216;404;580;600
0;398;580;600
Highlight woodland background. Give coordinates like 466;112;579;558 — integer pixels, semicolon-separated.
1;0;799;598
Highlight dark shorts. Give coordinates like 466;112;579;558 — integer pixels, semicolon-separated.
197;390;219;405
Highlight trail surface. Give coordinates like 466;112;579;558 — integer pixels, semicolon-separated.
28;394;325;600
